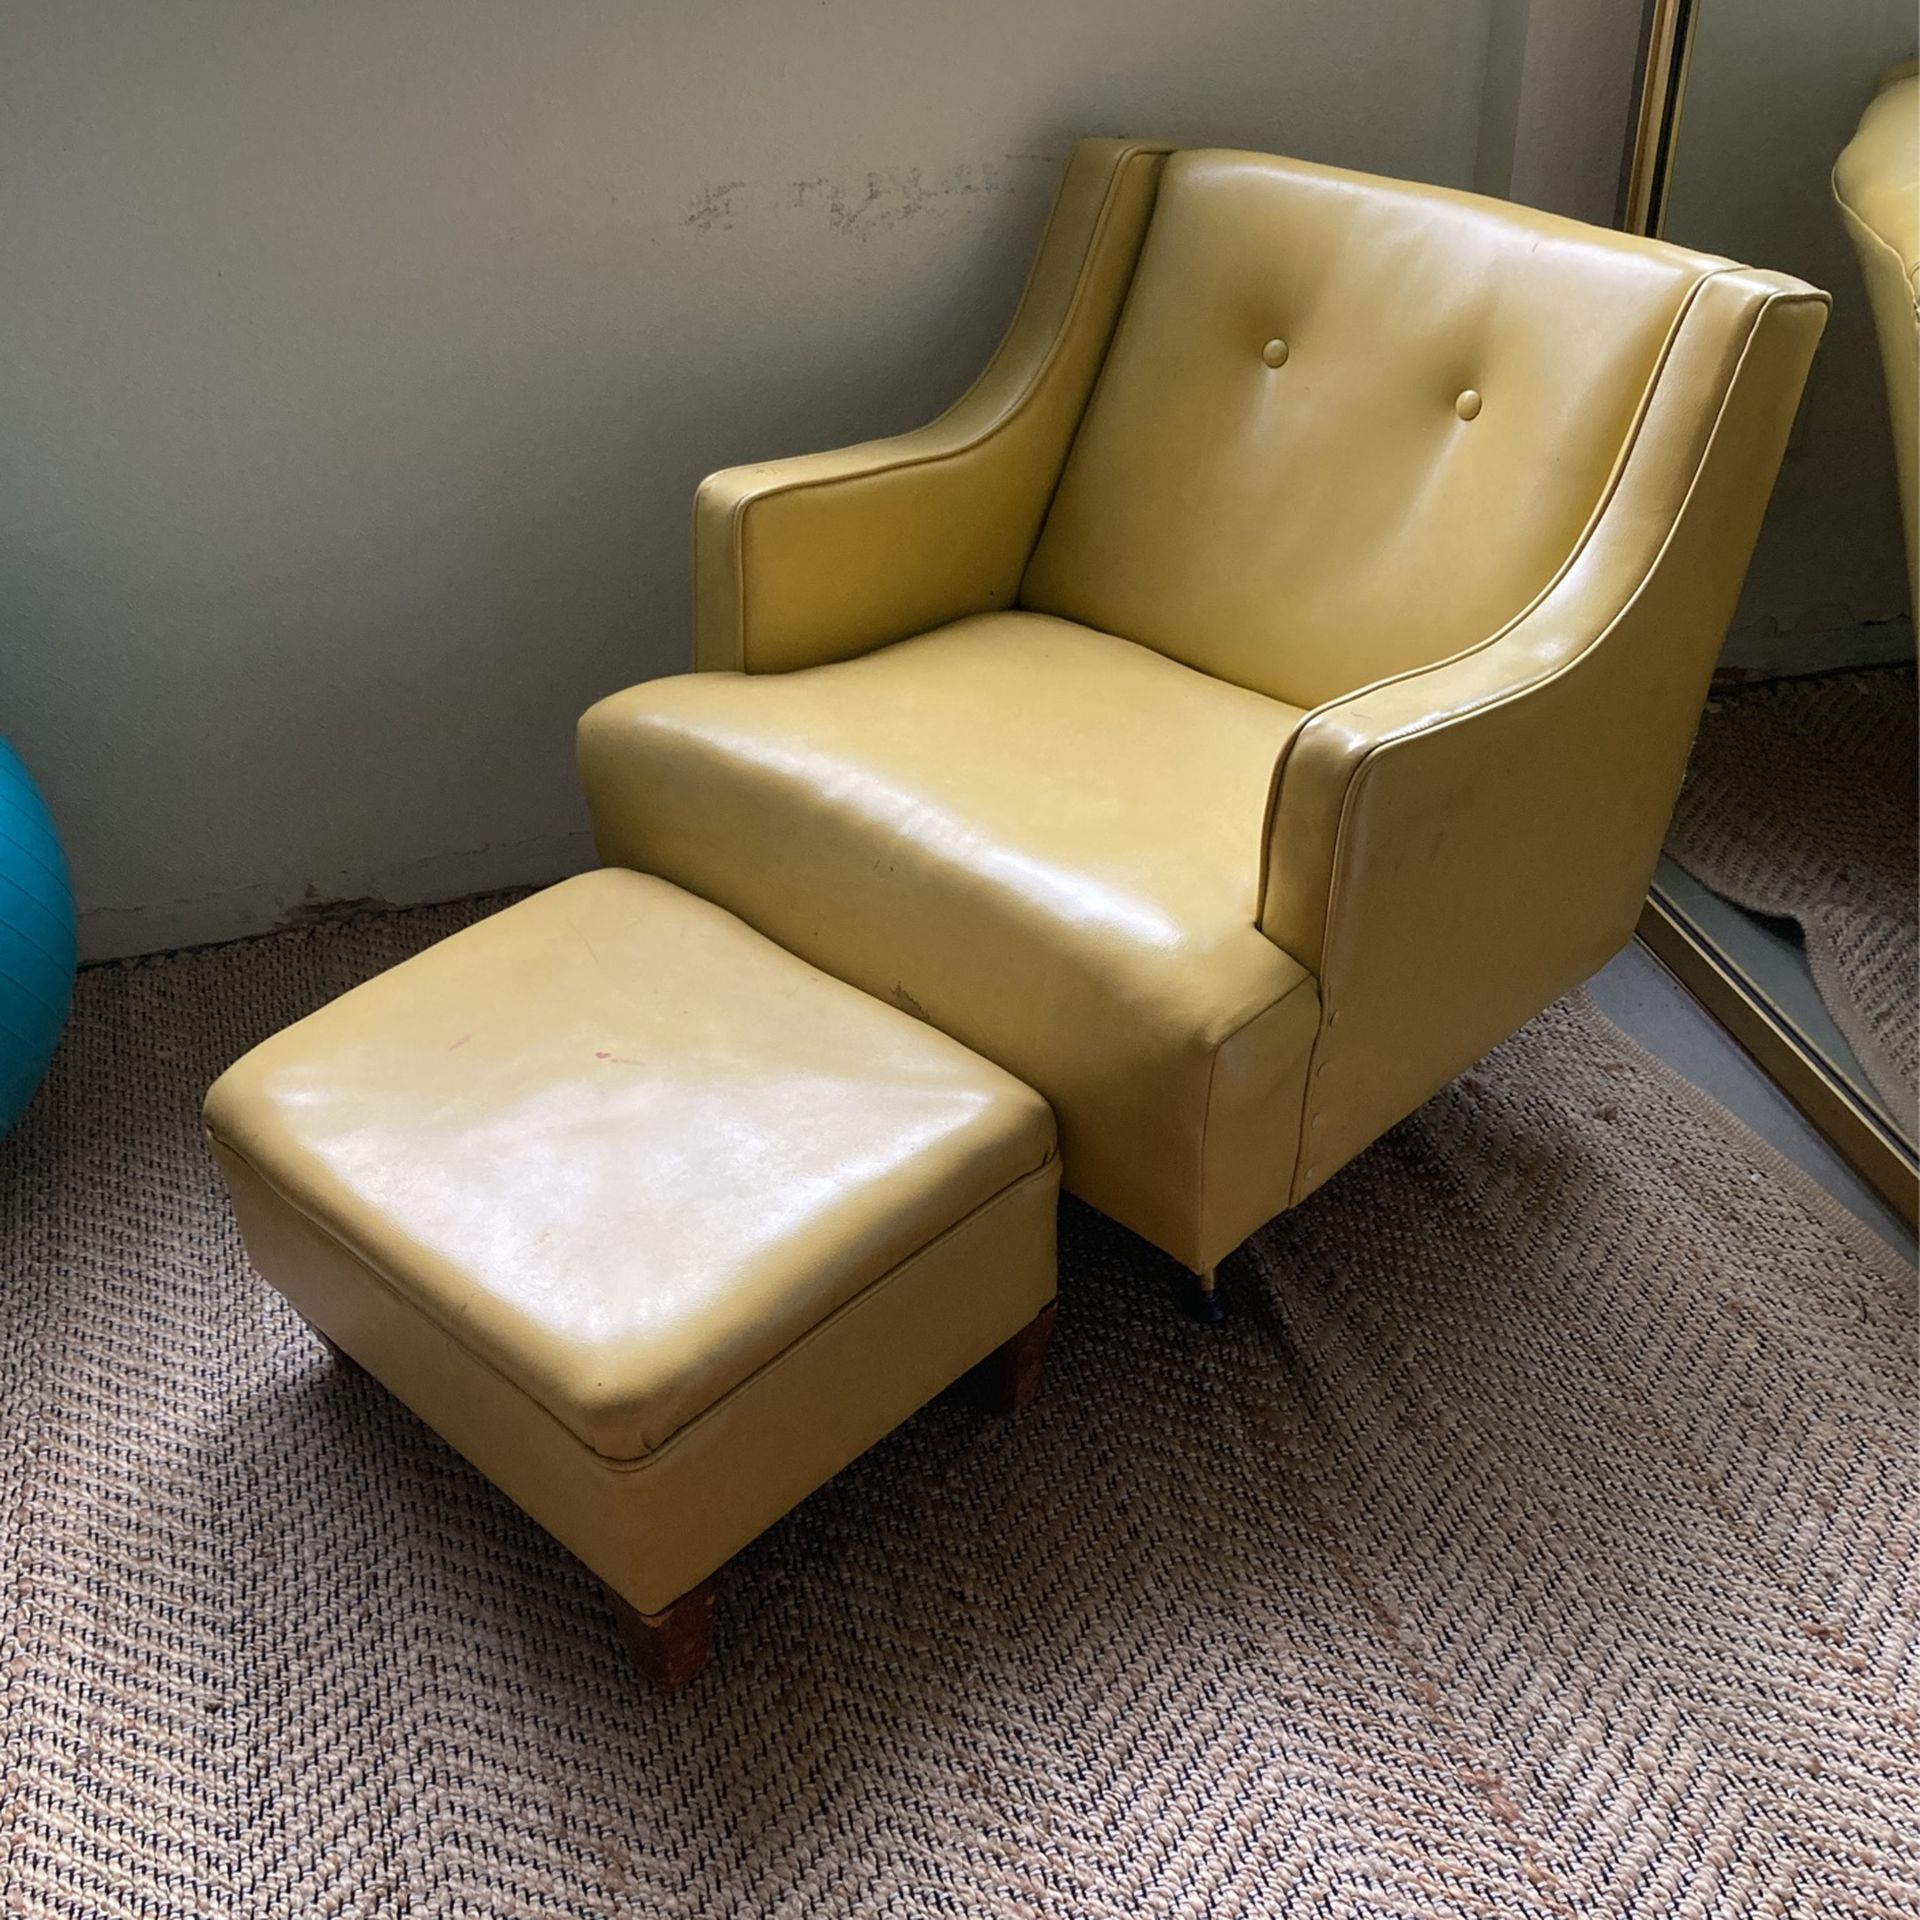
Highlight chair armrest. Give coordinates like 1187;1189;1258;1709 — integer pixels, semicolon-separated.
1257;268;1828;1201
692;138;1171;674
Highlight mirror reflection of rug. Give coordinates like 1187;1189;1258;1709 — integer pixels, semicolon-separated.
1666;665;1918;1123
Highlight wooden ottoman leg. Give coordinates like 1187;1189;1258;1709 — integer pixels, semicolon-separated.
606;1578;717;1690
969;1299;1057;1417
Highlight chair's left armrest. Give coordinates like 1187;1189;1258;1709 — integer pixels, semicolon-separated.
1256;270;1827;1201
694;139;1171;675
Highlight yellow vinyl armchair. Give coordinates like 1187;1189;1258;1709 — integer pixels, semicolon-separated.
580;141;1826;1307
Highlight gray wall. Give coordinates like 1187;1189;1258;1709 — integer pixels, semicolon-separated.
1475;0;1644;227
1;0;1625;960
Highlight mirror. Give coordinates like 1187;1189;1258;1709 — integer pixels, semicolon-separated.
1625;0;1918;1223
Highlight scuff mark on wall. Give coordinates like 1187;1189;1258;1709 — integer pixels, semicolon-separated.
691;158;1036;241
685;179;747;231
276;889;400;931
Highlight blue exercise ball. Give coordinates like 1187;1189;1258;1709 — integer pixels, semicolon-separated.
0;739;75;1136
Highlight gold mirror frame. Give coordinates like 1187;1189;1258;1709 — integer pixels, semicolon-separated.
1619;0;1699;234
1619;0;1918;1226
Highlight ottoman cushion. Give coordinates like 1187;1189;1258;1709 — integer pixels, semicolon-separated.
204;869;1059;1614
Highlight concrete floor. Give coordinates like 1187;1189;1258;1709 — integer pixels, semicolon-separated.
1589;939;1915;1258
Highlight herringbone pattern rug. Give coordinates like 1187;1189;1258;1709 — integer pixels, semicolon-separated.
1;896;1914;1918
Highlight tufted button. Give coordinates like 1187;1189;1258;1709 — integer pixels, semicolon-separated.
1261;337;1290;368
1455;387;1482;421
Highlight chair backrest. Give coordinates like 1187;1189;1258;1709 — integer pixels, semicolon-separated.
1020;150;1734;710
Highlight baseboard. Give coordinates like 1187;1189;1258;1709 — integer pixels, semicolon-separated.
77;831;597;964
1714;615;1912;681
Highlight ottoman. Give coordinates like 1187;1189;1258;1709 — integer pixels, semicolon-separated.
203;869;1060;1687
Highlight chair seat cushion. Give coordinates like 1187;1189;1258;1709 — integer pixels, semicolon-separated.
579;613;1323;1268
204;870;1057;1461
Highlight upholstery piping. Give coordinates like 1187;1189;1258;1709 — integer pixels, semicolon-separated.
1280;284;1825;1206
1251;262;1740;933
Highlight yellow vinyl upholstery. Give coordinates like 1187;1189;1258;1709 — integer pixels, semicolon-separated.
1023;151;1727;706
582;613;1320;1265
693;138;1173;676
205;871;1060;1616
1833;66;1919;619
583;142;1827;1273
1261;272;1831;1193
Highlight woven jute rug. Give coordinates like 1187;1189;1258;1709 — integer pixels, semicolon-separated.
1;896;1914;1919
1665;665;1919;1125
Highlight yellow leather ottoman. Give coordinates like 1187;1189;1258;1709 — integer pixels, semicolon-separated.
202;869;1060;1687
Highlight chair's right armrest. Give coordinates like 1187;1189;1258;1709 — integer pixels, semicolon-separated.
1256;268;1828;1203
693;138;1171;675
